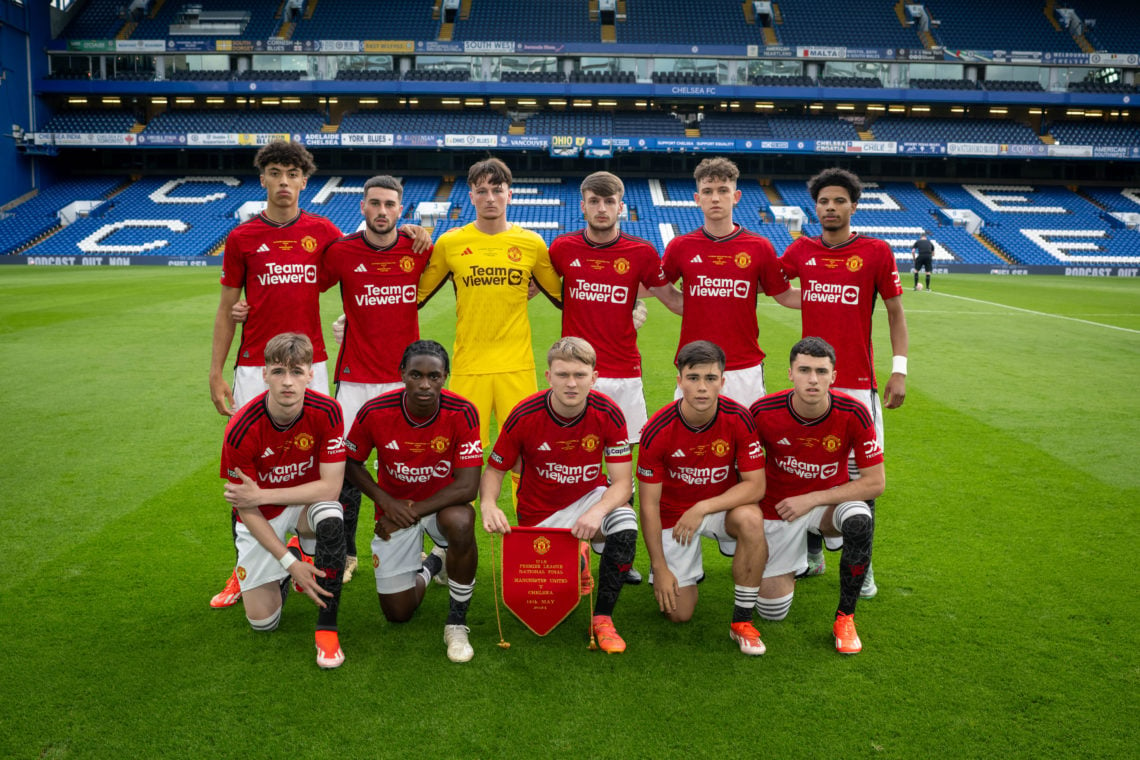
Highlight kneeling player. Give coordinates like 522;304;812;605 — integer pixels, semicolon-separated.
221;333;348;669
749;337;883;654
638;341;770;655
345;340;481;663
480;337;637;653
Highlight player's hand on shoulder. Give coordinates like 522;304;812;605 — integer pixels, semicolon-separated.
230;299;250;324
400;224;432;253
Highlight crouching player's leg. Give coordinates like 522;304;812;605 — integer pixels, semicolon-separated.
821;500;873;654
723;504;768;656
437;503;478;663
297;500;347;668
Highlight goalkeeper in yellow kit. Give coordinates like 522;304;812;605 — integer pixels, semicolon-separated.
418;157;562;447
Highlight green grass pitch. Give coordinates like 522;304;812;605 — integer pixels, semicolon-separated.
1;267;1137;759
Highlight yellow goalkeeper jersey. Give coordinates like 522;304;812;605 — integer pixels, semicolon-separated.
419;222;562;375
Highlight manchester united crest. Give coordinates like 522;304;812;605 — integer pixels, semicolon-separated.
533;536;552;555
822;435;842;453
846;255;864;272
581;434;601;453
507;246;523;263
236;566;247;581
400;255;415;272
734;252;751;269
294;432;315;451
711;438;730;457
430;435;449;453
301;235;318;253
614;257;630;275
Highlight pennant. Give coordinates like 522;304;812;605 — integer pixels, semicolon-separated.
500;526;580;636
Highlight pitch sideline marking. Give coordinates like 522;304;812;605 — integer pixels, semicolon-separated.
931;292;1140;335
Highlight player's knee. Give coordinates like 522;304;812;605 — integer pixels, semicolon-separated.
665;609;693;624
379;595;416;623
756;592;794;622
834;501;873;539
247;606;282;632
730;504;764;539
441;504;476;544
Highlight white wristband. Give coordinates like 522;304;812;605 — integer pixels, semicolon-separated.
892;356;908;376
278;552;297;571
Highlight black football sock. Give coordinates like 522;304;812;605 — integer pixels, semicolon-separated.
446;580;475;625
838;513;873;616
314;516;346;631
339;482;362;558
595;529;636;617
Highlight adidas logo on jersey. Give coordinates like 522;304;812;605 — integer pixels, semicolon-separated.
777;438;791;446
385;441;400;450
569;259;581;268
261;447;275;458
671;449;686;458
805;258;817;266
538;442;551;451
256;243;271;253
691;255;702;264
354;263;368;273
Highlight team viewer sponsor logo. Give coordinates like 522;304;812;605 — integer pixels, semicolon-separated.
462;266;524;287
569;281;629;303
669;465;730;485
803;282;859;305
356;284;417;306
261;457;315;484
535;462;601;484
386;460;452;484
775;455;839;481
258;263;317;286
689;275;751;298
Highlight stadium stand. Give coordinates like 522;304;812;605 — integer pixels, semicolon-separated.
817;76;883;89
749;75;817;88
981;80;1046;92
618;0;764;45
41;110;138;133
506;72;567;83
0;178;123;255
1050;122;1140;147
909;78;979;91
403;69;472;82
569;71;635;84
59;0;128;40
143;109;325;134
868;117;1039;144
292;0;439;40
613;113;686;137
774;0;922;48
924;0;1083;52
453;0;600;42
1072;0;1140;53
928;184;1140;265
1068;81;1137;94
338;110;510;134
525;112;614;135
130;0;280;41
768;116;861;141
334;70;402;81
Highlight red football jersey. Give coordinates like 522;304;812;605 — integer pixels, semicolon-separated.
319;232;431;384
345;389;482;517
637;397;765;530
488;389;632;526
662;225;789;371
221;210;341;367
780;234;904;390
221;389;346;521
749;389;884;519
550;230;669;378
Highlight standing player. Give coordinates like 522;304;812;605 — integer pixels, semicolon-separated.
480;338;637;653
220;333;348;669
418;157;562;450
345;341;481;663
662;157;799;408
749;337;882;654
550;171;683;445
912;232;934;291
780;167;908;596
549;171;683;584
208;141;342;609
319;176;433;584
637;341;770;656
